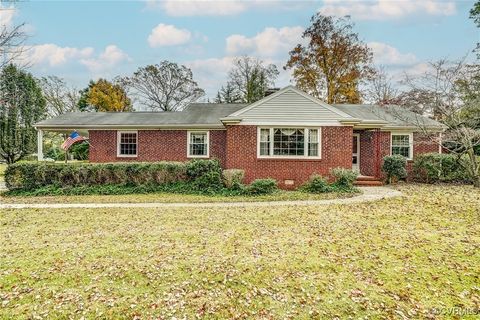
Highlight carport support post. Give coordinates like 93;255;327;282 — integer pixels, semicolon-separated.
37;129;43;161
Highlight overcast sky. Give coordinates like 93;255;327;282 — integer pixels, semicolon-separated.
1;0;478;99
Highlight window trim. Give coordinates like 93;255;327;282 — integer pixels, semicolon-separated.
391;132;413;160
117;130;138;158
187;130;210;158
257;127;322;159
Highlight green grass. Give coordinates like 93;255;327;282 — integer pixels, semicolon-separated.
0;189;357;204
1;184;479;318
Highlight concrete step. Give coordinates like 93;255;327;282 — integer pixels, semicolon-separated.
356;175;379;181
354;179;383;186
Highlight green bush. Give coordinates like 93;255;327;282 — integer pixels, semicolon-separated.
4;161;195;191
300;174;332;193
331;167;358;190
44;143;89;161
186;159;224;192
222;169;245;189
244;178;278;195
413;153;468;183
382;155;407;184
69;142;89;160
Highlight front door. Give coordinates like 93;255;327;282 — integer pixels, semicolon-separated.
352;134;360;173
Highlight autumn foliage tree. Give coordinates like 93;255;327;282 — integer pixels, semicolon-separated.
285;14;374;104
82;79;132;112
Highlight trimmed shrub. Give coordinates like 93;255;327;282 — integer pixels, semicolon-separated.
222;169;245;189
382;155;407;184
331;167;358;190
4;161;195;191
5;162;42;190
413;153;468;183
186;159;224;192
244;178;278;195
300;174;332;193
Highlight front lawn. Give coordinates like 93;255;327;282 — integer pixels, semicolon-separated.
0;189;357;204
1;184;479;318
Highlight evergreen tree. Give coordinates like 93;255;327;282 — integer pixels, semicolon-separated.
0;65;46;163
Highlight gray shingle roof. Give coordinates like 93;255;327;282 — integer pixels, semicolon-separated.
333;104;444;129
36;100;443;130
35;103;248;129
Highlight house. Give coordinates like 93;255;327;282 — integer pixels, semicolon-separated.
35;86;444;188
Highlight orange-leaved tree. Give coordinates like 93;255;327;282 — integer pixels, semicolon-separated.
285;14;375;104
86;79;133;112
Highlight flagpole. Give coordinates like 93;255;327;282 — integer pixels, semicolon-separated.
64;133;68;163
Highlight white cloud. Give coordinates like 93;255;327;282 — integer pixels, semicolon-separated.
319;0;456;20
186;55;292;99
0;3;16;28
226;26;304;58
25;44;94;67
186;57;234;94
368;42;417;66
148;23;192;47
147;0;247;16
80;45;130;73
146;0;308;17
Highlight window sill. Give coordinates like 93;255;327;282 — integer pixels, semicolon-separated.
187;155;210;159
257;156;322;162
117;155;138;158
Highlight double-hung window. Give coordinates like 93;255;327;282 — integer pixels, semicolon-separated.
391;133;413;160
117;131;138;157
258;128;321;158
188;131;209;158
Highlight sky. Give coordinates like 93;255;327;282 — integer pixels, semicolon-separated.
0;0;478;100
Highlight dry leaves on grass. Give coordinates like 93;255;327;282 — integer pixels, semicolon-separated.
0;184;479;318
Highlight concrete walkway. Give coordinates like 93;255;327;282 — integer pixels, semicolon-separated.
0;187;402;209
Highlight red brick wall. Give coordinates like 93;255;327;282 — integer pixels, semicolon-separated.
89;130;227;166
88;128;440;188
225;125;353;189
406;132;441;175
355;130;439;179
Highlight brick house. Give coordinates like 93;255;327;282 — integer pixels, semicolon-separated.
35;86;444;188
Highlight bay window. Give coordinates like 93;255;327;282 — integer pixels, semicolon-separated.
258;127;321;158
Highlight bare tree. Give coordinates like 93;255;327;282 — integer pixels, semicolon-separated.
393;58;480;187
364;67;399;105
39;76;80;117
0;4;27;69
399;59;470;119
217;56;279;103
120;61;204;111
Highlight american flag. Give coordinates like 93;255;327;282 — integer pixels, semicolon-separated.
61;131;87;150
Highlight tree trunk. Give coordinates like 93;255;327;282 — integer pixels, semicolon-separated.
465;148;480;188
474;175;480;188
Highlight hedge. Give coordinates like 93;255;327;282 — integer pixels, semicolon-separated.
412;153;468;183
4;160;226;192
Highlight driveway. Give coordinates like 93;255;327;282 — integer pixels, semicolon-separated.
0;187;402;209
